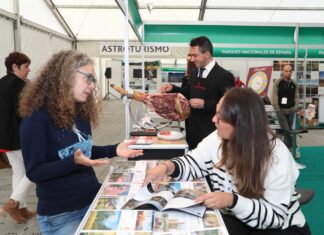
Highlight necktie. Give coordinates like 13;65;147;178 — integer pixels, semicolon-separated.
198;68;205;78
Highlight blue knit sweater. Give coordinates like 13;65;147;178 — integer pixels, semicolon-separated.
20;109;118;215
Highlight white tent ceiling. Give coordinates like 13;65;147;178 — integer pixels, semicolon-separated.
1;0;324;41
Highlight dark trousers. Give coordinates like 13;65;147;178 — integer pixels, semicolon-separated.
276;110;295;148
222;214;311;235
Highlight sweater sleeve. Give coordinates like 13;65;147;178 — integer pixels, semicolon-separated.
10;79;25;117
91;144;118;159
170;84;182;93
20;113;85;184
227;140;301;229
171;132;219;181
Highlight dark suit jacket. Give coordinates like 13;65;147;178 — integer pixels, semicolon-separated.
0;73;26;150
172;62;234;149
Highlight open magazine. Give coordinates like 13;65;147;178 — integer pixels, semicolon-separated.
122;182;207;217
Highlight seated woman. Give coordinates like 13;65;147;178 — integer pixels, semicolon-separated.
145;88;310;235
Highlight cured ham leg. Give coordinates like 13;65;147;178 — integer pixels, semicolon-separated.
110;84;190;121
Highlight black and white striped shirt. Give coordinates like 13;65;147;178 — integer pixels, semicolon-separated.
171;131;306;230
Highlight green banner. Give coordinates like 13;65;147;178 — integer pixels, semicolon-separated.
213;48;299;58
213;48;324;58
162;67;185;72
307;49;324;58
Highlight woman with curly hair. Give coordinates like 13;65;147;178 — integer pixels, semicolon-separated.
19;50;143;235
145;88;310;235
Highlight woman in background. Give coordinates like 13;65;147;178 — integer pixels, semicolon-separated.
19;50;142;235
0;52;35;223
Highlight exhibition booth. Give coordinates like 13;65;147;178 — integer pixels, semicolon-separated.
1;1;324;234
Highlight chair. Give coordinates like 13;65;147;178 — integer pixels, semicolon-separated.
284;127;314;205
296;188;314;205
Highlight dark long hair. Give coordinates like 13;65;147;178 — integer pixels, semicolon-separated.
216;88;276;198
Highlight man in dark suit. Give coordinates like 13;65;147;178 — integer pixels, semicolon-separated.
161;36;234;149
0;52;35;223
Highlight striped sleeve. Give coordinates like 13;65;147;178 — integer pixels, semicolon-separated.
171;131;220;181
171;133;306;229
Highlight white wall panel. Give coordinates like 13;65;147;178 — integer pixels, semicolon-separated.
0;0;14;13
21;26;51;79
20;0;67;35
20;26;72;80
50;36;73;53
0;17;15;78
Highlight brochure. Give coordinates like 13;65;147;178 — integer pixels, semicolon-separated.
122;182;206;217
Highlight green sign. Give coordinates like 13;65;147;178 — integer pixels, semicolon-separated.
214;48;297;58
213;48;324;58
307;49;324;58
162;67;185;72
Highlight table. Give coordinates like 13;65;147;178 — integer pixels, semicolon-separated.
75;160;229;235
129;136;189;160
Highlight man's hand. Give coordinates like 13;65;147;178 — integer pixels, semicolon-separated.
160;84;173;93
189;98;204;109
74;149;109;167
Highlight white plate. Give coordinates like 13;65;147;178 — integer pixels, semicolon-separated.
157;131;184;141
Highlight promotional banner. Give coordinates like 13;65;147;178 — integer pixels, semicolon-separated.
213;48;324;58
246;66;273;96
100;43;171;56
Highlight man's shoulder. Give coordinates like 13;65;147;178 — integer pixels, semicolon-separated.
212;63;233;77
291;79;298;86
273;77;283;85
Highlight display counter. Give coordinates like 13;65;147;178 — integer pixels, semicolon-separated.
75;160;229;235
128;136;189;160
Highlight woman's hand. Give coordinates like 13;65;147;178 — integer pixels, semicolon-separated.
143;163;170;186
74;149;110;167
195;192;234;209
116;141;143;158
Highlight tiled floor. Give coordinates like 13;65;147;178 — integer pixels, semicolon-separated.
0;99;323;235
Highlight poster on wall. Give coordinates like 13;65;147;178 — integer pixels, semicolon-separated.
246;66;272;96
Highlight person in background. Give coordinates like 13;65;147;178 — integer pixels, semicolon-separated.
19;50;143;235
160;36;234;150
271;64;299;149
145;88;310;235
0;52;35;223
